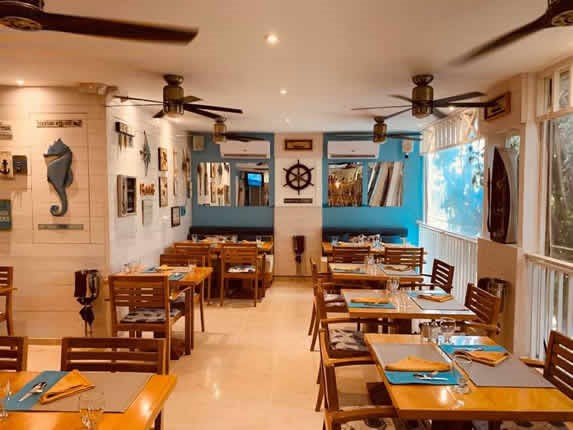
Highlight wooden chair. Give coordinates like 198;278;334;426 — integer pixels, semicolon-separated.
331;246;370;264
384;247;424;272
459;283;502;337
170;244;215;303
319;330;397;430
220;245;259;307
0;267;15;335
61;337;166;429
416;258;455;293
0;336;27;371
159;254;206;333
108;275;189;372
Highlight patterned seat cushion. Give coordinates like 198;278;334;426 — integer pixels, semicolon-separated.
170;296;185;312
121;307;182;324
329;328;368;354
324;293;344;302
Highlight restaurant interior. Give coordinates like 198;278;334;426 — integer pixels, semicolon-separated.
0;0;573;429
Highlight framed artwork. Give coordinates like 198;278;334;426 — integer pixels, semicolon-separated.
210;163;216;178
159;176;168;207
210;182;216;204
285;139;313;151
485;92;511;121
171;206;181;227
0;200;11;230
158;147;168;171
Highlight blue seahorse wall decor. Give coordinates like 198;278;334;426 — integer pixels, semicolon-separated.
44;138;74;217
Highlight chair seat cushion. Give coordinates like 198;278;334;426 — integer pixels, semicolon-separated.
227;265;255;273
121;307;182;324
329;328;368;353
171;296;185;312
324;293;344;302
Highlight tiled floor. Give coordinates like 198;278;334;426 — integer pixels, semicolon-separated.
27;278;381;430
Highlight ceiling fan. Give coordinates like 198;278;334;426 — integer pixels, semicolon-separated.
455;0;573;64
212;118;266;143
352;74;491;119
113;74;243;120
335;110;422;144
0;0;198;44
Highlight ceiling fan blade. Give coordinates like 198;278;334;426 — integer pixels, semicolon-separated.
453;16;548;64
439;101;497;108
183;95;202;103
153;110;165;119
106;103;162;107
184;106;222;120
332;133;375;138
225;133;267;141
383;107;412;120
184;103;243;114
433;108;448;119
387;131;420;136
387;133;422;141
37;12;198;44
351;105;410;111
113;96;163;104
391;95;414;103
434;92;485;104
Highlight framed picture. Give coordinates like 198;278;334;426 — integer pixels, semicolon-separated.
210;182;216;204
285;139;313;151
171;206;181;227
142;200;153;226
0;200;11;230
485;92;511;121
159;176;168;207
158;147;168;171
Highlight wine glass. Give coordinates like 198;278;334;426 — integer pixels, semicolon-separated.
256;236;263;246
439;317;456;344
191;234;198;243
79;391;105;429
387;277;400;296
0;379;11;420
453;355;472;394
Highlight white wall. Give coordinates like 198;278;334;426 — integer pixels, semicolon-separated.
106;106;191;273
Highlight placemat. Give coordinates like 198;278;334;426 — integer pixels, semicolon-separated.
380;265;419;277
143;266;157;273
331;264;366;274
7;371;66;411
169;272;186;281
385;369;460;385
408;289;448;297
348;302;395;309
410;295;469;311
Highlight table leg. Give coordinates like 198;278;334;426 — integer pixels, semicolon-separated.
396;319;412;334
199;281;205;332
185;288;193;354
207;272;212;305
431;421;473;430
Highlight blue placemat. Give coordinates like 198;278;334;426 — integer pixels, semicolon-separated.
332;269;366;274
169;272;185;281
7;371;67;411
440;344;507;355
143;266;157;273
348;302;396;309
385;369;460;385
408;290;448;297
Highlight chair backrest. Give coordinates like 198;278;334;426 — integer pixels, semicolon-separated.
319;330;342;410
0;267;13;290
431;259;455;293
169;244;212;266
384;247;424;272
331;246;370;264
464;283;502;326
159;254;205;267
310;258;330;287
108;275;170;328
61;337;166;375
0;336;27;371
544;330;573;399
221;245;258;267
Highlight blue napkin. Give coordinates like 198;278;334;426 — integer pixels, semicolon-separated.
7;371;67;411
385;369;460;385
440;344;507;355
143;266;157;273
169;272;186;281
348;302;395;309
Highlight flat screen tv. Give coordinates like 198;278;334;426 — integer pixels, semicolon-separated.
247;172;263;187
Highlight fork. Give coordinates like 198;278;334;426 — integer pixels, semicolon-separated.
18;381;47;402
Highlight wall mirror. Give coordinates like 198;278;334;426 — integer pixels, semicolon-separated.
196;162;231;207
236;163;270;207
367;161;404;207
328;162;363;207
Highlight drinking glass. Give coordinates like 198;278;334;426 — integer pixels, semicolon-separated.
0;379;11;420
401;237;407;246
256;236;263;246
191;234;198;243
386;277;400;296
331;236;339;246
79;391;105;429
398;290;410;309
439;317;456;344
453;355;472;394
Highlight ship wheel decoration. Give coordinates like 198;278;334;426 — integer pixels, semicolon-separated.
283;160;314;195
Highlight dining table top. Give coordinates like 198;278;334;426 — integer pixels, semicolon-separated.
0;371;177;430
184;240;274;253
323;262;425;283
321;242;420;255
342;288;477;321
365;334;573;422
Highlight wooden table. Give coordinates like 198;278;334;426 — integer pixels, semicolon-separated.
0;371;176;430
325;263;424;284
321;242;420;256
198;240;274;254
365;334;573;424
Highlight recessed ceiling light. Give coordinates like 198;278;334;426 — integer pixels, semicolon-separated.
280;88;288;95
265;33;279;45
16;80;24;86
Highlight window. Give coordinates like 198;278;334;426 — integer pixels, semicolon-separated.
426;139;485;237
547;114;573;262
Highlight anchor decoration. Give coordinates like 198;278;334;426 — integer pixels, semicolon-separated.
0;151;13;179
44;139;74;217
140;132;151;176
0;159;9;175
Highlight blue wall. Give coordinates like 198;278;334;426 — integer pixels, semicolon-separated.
322;133;423;244
191;132;274;228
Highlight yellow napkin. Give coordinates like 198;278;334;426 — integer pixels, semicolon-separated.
385;356;451;372
39;370;94;404
157;265;171;272
456;350;509;367
351;297;390;305
384;265;410;271
417;294;454;302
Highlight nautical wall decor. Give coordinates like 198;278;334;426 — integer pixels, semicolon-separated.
284;160;313;195
0;151;13;179
37;119;82;128
140;183;156;196
115;121;134;147
0;122;13;140
0;200;11;230
44;138;73;217
117;175;137;217
159;176;168;207
158;147;168;171
13;155;27;175
140;132;151;175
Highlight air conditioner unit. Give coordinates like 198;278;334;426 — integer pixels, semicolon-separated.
327;141;379;160
219;140;270;159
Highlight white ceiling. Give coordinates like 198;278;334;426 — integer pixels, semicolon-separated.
1;0;573;132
